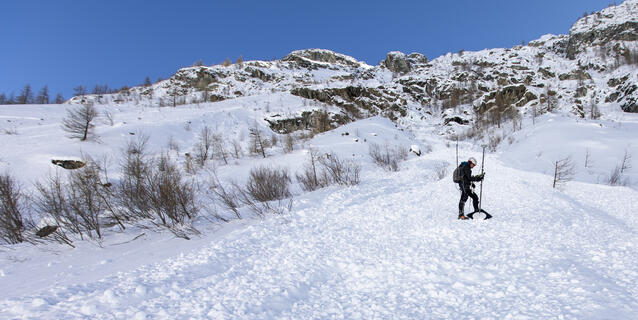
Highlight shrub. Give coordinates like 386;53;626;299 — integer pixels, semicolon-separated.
436;163;448;180
0;174;30;244
319;152;361;186
369;142;408;172
210;178;242;219
145;154;199;227
35;159;114;243
608;165;630;186
245;166;292;202
212;166;293;218
296;149;329;191
118;149;198;231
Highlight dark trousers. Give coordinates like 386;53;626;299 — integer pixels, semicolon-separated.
458;183;479;214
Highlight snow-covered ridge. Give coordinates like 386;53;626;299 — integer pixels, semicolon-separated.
570;0;638;34
283;48;369;68
68;0;638;133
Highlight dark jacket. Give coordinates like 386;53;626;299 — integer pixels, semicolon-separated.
458;161;482;190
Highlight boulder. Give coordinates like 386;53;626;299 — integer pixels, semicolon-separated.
382;51;411;74
51;160;86;170
36;225;58;238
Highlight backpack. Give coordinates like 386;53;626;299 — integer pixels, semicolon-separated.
452;163;463;183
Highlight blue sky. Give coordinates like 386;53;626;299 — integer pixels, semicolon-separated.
1;0;614;100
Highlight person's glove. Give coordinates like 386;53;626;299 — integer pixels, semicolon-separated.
476;173;485;181
471;183;476;188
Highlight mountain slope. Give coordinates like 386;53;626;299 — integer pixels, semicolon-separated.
68;1;638;131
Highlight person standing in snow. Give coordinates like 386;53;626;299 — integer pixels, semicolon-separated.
456;157;484;220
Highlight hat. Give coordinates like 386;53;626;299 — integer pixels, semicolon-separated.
468;157;477;166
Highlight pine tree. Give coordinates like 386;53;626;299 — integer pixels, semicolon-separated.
73;85;87;98
143;76;152;87
36;85;50;104
17;84;34;104
55;93;65;104
0;93;7;105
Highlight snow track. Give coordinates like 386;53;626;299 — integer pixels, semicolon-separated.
2;151;637;319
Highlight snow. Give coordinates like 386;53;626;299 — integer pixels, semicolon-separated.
570;0;638;34
2;1;638;317
1;99;638;318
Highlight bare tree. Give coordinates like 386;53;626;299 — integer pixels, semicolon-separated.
296;148;328;191
546;86;558;112
590;101;601;120
103;109;115;126
212;133;229;165
36;85;50;104
553;156;575;188
231;139;243;159
195;126;214;166
55;93;65;104
621;149;632;173
73;85;87;98
17;84;34;104
584;149;593;168
283;134;294;153
62;103;99;141
249;124;267;158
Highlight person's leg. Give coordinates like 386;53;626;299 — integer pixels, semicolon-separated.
470;190;480;212
459;187;469;217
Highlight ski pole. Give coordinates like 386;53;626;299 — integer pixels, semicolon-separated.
478;146;485;213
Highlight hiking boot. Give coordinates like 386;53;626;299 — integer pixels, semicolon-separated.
484;212;493;220
458;214;468;220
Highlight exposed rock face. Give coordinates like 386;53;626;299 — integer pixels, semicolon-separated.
383;52;411;74
265;110;345;134
558;69;592;81
567;21;638;59
407;53;428;68
617;81;638;112
478;85;538;111
290;86;407;120
567;1;638;59
282;49;362;68
245;67;273;82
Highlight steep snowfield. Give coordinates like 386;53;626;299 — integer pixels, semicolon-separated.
500;113;638;187
1;101;637;319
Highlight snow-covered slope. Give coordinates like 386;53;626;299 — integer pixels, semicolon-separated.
1;115;637;318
